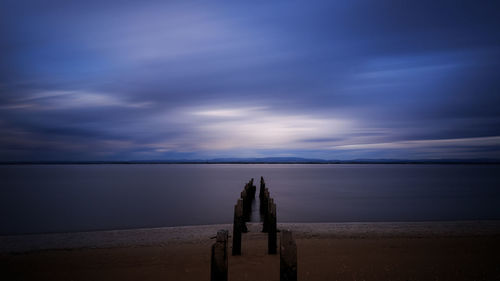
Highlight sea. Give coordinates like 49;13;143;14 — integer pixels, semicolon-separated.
1;164;499;235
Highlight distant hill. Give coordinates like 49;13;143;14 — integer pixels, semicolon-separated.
208;157;327;163
1;157;499;164
204;157;500;164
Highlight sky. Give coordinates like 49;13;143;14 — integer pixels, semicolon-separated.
1;0;500;161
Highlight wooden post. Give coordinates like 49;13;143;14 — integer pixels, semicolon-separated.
211;230;228;281
268;200;277;254
242;189;247;213
280;230;297;281
241;189;251;224
244;183;250;196
250;178;256;198
261;190;270;232
259;176;266;198
232;199;243;255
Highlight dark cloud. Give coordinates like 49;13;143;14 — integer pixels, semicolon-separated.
1;0;499;160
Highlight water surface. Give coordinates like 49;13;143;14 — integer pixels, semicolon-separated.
1;164;499;235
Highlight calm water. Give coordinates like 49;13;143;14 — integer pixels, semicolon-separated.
1;164;499;235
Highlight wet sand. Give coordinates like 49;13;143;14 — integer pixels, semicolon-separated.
1;221;500;280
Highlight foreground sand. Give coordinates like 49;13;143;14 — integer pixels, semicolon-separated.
1;221;500;280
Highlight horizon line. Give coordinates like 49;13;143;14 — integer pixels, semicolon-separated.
1;157;500;165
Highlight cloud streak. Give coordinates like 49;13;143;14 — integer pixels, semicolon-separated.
1;90;151;110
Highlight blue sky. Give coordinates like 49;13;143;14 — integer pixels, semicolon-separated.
1;0;500;161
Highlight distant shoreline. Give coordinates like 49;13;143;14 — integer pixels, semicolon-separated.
2;160;500;165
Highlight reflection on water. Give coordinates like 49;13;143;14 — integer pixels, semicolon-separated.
1;164;499;235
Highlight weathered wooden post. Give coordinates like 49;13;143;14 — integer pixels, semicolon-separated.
246;179;256;199
247;181;251;195
211;230;228;281
232;199;244;255
259;176;266;198
280;230;297;281
261;189;270;232
268;199;277;254
249;178;256;198
241;188;249;222
241;179;256;223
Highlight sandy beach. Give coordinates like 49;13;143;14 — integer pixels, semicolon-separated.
2;221;500;280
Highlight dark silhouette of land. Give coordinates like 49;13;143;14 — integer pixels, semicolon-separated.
1;157;499;165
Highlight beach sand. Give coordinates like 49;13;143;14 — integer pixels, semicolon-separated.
1;221;500;280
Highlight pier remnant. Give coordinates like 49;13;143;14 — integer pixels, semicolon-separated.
211;230;228;281
232;199;244;255
220;177;292;281
232;177;280;257
280;230;297;281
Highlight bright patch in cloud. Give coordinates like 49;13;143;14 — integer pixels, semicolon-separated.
180;106;351;150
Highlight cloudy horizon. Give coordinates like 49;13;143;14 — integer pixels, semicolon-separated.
1;0;500;161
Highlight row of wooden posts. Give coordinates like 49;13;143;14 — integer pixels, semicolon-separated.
260;176;278;254
210;177;298;281
232;178;256;254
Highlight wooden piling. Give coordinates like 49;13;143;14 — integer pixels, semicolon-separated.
268;200;277;254
241;179;257;223
259;176;266;198
232;199;243;255
241;188;251;224
280;230;297;281
211;230;228;281
261;190;269;232
249;178;256;198
241;189;247;208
